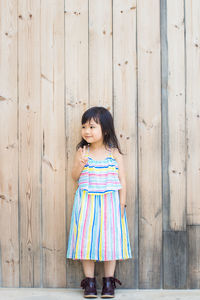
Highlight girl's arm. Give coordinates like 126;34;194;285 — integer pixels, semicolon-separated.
71;147;88;182
113;148;126;206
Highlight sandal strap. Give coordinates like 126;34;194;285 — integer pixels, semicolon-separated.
102;276;122;288
111;277;122;288
80;278;88;289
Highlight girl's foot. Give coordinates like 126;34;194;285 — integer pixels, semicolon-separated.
101;277;122;298
80;277;98;298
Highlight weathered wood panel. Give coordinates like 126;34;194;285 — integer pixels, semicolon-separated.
185;0;200;226
184;0;200;287
161;0;187;290
18;0;41;287
89;0;112;107
41;0;66;287
0;0;200;289
137;0;162;288
167;0;186;231
113;0;138;289
163;231;187;289
161;0;171;233
187;226;200;288
0;0;19;287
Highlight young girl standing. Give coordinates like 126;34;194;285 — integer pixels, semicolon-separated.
66;106;132;298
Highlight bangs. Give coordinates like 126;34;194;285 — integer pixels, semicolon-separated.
81;110;100;125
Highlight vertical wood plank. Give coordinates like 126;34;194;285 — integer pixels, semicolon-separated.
18;0;41;287
0;0;19;287
161;1;187;288
113;0;138;288
161;0;171;233
89;0;112;108
187;226;200;288
137;0;162;288
65;0;89;288
167;0;186;231
163;231;187;288
185;0;200;225
41;0;66;287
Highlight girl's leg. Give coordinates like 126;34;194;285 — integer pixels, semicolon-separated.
82;259;95;277
104;260;116;277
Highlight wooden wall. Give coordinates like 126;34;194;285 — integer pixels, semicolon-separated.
0;0;200;289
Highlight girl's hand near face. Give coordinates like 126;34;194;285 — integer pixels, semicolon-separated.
71;145;88;182
78;145;88;166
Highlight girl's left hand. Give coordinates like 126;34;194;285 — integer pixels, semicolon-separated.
120;203;127;218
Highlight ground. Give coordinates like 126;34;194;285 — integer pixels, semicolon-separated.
0;289;200;300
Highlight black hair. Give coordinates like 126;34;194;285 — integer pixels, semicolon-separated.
76;106;123;154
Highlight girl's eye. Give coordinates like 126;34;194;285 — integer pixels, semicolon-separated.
82;125;95;129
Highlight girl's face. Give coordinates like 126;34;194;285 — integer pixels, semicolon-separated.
81;118;103;145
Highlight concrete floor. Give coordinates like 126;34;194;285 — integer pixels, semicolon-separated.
0;289;200;300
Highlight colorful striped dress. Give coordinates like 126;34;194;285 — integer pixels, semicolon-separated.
66;145;132;261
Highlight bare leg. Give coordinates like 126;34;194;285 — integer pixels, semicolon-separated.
104;260;116;277
82;260;95;277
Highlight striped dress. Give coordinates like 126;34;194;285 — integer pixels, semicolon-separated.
66;145;132;261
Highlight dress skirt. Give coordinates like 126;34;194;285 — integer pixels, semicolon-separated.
66;187;132;261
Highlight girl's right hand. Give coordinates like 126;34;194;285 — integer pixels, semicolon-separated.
79;145;88;166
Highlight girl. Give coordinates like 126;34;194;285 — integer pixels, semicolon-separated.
66;106;132;298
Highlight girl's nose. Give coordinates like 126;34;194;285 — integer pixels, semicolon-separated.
85;127;90;134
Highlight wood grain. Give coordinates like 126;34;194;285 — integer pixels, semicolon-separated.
89;0;112;108
18;0;41;287
41;0;66;287
0;0;19;287
167;0;186;231
113;0;138;288
0;0;200;289
137;0;162;288
163;231;187;288
187;226;200;288
185;0;200;225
